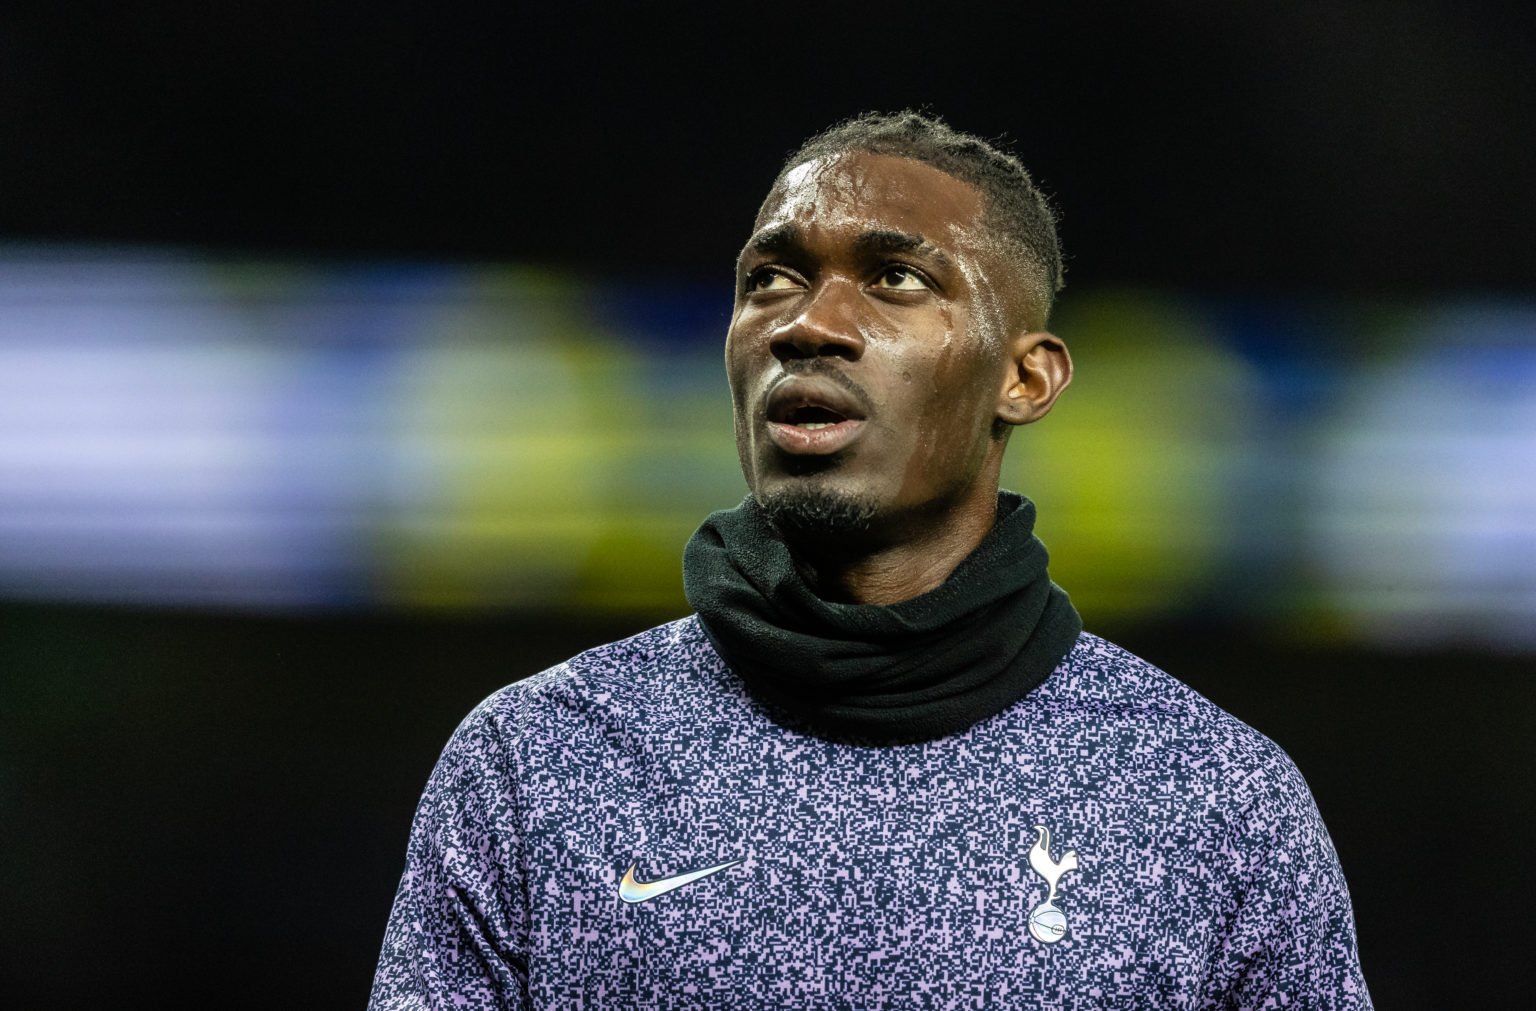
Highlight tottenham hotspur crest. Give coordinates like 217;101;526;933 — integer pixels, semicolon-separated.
1027;823;1080;944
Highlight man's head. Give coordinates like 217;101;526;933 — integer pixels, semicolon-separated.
772;111;1065;330
725;112;1073;551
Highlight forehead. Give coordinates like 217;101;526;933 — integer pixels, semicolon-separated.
753;151;989;250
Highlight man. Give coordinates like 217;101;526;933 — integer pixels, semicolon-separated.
370;111;1371;1008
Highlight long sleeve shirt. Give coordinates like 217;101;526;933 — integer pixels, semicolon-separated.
370;618;1371;1010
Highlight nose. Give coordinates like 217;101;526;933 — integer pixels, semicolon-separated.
768;281;866;363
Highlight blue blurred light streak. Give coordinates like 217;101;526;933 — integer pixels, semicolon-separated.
0;248;1530;649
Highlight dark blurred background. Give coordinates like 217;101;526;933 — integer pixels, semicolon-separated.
2;2;1533;1006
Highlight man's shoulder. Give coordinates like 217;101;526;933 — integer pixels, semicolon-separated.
462;614;724;735
1048;631;1309;801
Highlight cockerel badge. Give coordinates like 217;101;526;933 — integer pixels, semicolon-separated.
1027;823;1080;944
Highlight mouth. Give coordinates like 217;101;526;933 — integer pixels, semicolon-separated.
777;403;851;429
763;375;869;456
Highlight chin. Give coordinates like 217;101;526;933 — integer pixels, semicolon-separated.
754;483;881;540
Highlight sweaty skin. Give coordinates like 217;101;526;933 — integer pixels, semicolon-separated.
726;152;1073;604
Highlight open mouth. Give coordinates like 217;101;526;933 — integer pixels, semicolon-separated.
763;375;869;456
780;404;849;430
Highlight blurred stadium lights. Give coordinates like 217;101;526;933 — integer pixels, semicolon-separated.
0;247;1532;648
1307;304;1536;649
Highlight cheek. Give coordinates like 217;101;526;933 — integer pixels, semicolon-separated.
898;349;1000;472
904;333;997;424
723;331;752;407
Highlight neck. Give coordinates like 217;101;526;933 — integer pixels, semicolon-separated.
784;487;1001;605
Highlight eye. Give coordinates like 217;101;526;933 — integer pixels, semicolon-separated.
746;267;802;293
871;265;929;291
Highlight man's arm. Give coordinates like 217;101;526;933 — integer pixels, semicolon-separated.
369;697;531;1011
1204;755;1373;1009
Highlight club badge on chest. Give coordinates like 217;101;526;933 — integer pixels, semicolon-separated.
1027;823;1080;944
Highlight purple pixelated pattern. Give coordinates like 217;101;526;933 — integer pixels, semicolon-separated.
370;619;1371;1009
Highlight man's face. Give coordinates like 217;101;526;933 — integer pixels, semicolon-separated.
726;151;1023;535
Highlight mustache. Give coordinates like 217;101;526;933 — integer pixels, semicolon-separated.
768;358;875;413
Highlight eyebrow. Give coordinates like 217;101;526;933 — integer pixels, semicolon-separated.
852;229;952;268
741;224;800;263
739;224;953;269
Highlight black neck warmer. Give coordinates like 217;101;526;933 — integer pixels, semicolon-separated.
682;491;1083;745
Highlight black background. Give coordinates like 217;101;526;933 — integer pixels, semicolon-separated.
3;2;1534;1006
6;2;1535;291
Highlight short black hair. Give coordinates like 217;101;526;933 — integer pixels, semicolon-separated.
772;110;1064;326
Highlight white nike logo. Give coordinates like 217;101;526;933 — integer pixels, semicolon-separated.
618;858;744;904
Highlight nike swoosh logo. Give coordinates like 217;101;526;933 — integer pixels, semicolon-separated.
618;858;744;904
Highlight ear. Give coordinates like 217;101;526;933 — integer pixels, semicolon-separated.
996;331;1072;427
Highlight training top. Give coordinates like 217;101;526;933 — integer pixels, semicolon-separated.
370;617;1372;1010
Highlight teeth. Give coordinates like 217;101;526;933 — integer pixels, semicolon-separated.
799;422;833;430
